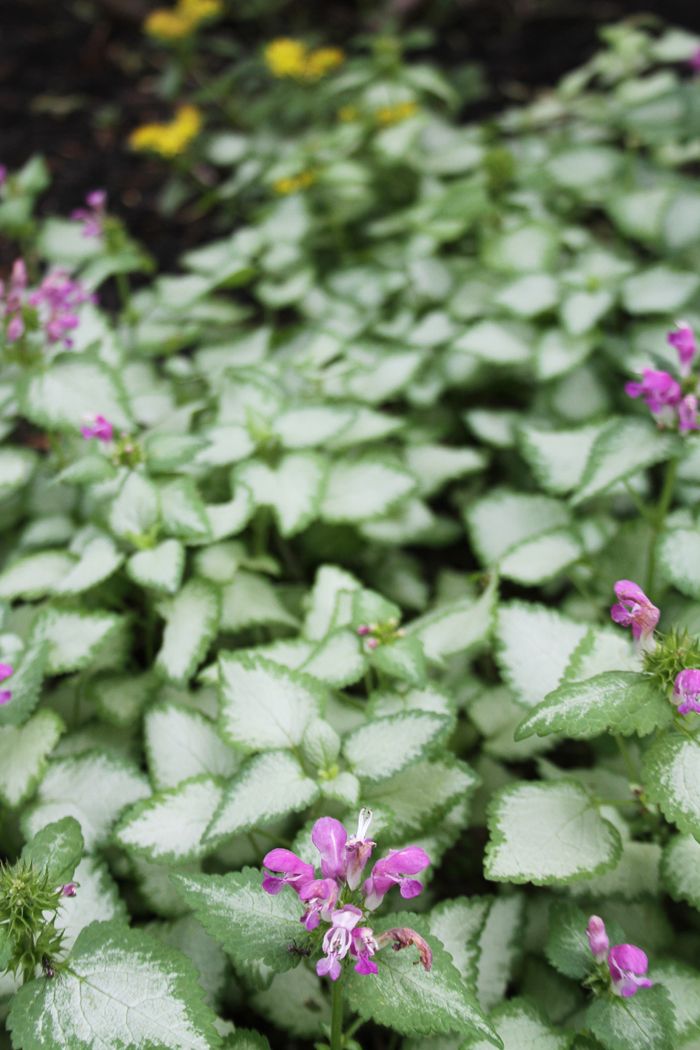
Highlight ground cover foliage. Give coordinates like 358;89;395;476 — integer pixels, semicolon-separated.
5;14;700;1050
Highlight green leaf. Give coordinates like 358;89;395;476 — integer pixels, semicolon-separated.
156;579;220;686
428;896;491;988
205;489;254;541
515;672;672;741
495;602;588;709
476;895;525;1011
252;968;330;1037
483;223;558;274
53;532;124;595
171;867;306;984
566;840;661;901
7;920;221;1050
0;709;64;808
363;758;478;837
643;735;700;838
571;419;677;506
499;529;583;586
0;448;36;499
87;671;156;728
344;914;499;1046
127;539;185;595
462;997;573;1050
586;985;675;1050
22;751;150;851
0;643;49;727
220;570;298;631
60;855;128;951
465;489;570;565
0;551;75;600
494;274;559;318
302;564;362;640
342;712;450;783
661;833;700;909
20;816;84;886
145;702;240;791
29;607;125;675
621;265;699;315
299;629;366;688
217;651;325;752
370;635;427;686
404;444;486;498
160;477;212;543
407;579;498;664
656;527;700;600
485;780;622;885
321;458;416;523
236;453;326;536
650;959;700;1043
109;471;160;543
454;321;532;365
145;433;206;472
18;357;131;433
203;750;320;847
518;424;604;496
545;901;595;981
272;405;355;449
115;775;224;864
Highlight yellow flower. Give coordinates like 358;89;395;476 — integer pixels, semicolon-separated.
375;101;418;125
129;105;202;157
273;171;316;195
144;8;192;39
264;38;309;78
338;105;358;122
144;0;221;40
304;47;344;80
264;38;345;80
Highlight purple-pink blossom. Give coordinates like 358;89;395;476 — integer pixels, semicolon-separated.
625;368;681;426
610;580;659;653
262;809;432;982
317;905;362;981
262;848;315;895
2;259;27;342
363;845;430;911
673;669;700;715
668;322;697;377
607;944;653;998
0;166;6;187
689;47;700;73
0;662;13;705
80;414;113;443
679;394;699;432
71;190;107;239
61;883;77;897
586;915;609;964
28;270;95;347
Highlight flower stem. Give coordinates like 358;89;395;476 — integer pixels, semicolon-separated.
615;734;637;783
330;970;344;1050
645;455;679;597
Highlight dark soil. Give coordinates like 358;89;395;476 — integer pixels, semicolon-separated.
3;0;700;272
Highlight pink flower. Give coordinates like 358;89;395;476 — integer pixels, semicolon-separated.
586;915;610;964
351;927;379;975
71;190;107;238
363;845;430;911
668;322;697;377
608;944;653;998
299;878;339;931
374;927;433;971
625;369;681;426
6;314;24;342
312;816;348;881
28;269;95;347
317;905;362;981
610;580;659;653
357;625;370;636
80;414;113;443
673;669;700;715
679;394;700;432
0;166;6;187
262;848;315;895
689;47;700;73
0;662;13;705
61;883;77;897
346;808;375;890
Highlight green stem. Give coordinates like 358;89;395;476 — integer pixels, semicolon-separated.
615;735;637;783
656;455;678;528
330;970;344;1050
623;481;656;527
116;271;131;315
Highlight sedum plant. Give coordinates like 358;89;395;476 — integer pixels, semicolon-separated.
5;15;700;1050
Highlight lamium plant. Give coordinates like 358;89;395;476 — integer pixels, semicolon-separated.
5;15;700;1050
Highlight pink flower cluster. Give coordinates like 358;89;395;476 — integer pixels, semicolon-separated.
263;809;432;980
610;580;659;654
0;662;13;705
625;323;699;431
1;259;95;348
71;190;107;239
673;668;700;715
586;916;652;998
80;414;113;443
